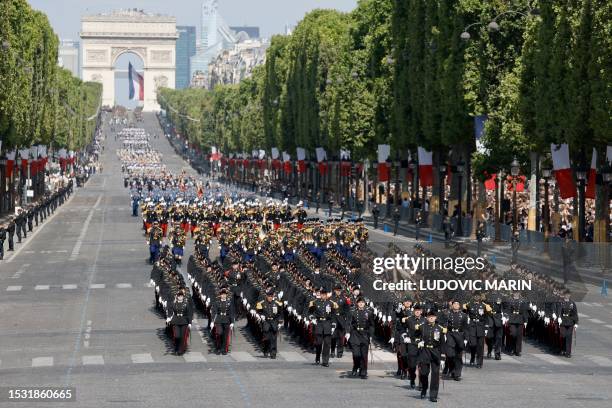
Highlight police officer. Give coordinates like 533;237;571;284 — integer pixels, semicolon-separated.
346;296;374;379
445;300;468;380
166;288;194;355
308;287;339;366
555;290;578;358
211;288;236;355
416;310;446;402
255;288;284;359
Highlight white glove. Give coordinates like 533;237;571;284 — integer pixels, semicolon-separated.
278;323;282;330
149;279;155;286
404;337;411;344
246;304;251;311
311;319;317;325
533;305;538;312
230;323;234;329
389;337;395;344
387;315;392;323
502;317;508;325
373;307;378;315
331;328;335;335
297;316;302;322
378;312;382;319
288;306;293;313
166;317;171;323
552;313;557;319
417;341;425;348
345;333;350;341
210;322;215;330
206;298;210;306
574;325;578;330
464;340;468;346
557;317;562;324
242;299;247;306
544;317;550;325
188;324;191;329
484;330;488;336
524;323;527;328
278;291;284;299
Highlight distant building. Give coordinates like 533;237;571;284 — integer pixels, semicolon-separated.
230;26;260;39
208;38;268;89
58;40;80;77
176;26;196;89
190;0;237;86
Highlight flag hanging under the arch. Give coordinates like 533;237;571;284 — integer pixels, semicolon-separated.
128;62;144;101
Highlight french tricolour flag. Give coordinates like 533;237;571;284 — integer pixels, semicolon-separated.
551;143;576;199
128;62;144;101
417;147;433;187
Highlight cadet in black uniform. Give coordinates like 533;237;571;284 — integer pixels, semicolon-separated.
417;310;447;402
0;222;6;260
255;288;284;359
308;287;339;366
505;292;528;357
166;289;194;355
7;217;15;251
211;288;236;355
556;290;578;357
486;296;505;360
330;283;350;358
346;296;374;379
444;300;468;381
464;293;491;368
402;303;425;388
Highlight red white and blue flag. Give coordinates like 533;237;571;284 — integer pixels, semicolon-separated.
128;62;144;101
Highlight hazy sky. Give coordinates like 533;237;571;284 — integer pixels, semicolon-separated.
28;0;358;40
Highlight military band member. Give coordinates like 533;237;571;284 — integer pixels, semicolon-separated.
445;300;468;381
148;221;164;264
256;288;284;359
416;310;447;402
170;226;186;265
556;290;578;358
166;289;194;355
211;288;236;355
346;296;374;379
308;287;339;366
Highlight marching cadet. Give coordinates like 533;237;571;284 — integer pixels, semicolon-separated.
392;298;412;379
26;206;34;232
330;283;350;358
416;310;446;402
0;221;6;260
464;292;491;368
255;288;284;359
486;296;505;360
555;290;578;358
444;300;468;381
505;292;528;357
166;288;194;355
15;208;26;243
147;221;164;265
210;287;236;355
401;303;425;388
7;216;15;251
308;287;340;366
346;296;374;379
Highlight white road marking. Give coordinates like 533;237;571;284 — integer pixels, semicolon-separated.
116;283;132;289
131;353;154;364
578;313;590;318
531;353;571;365
69;195;102;261
605;325;612;330
34;285;50;290
231;352;256;362
6;286;22;292
278;351;308;362
89;284;105;289
62;284;78;290
32;357;54;367
82;355;104;365
10;263;30;279
183;352;207;363
589;318;605;324
372;350;397;362
585;355;612;367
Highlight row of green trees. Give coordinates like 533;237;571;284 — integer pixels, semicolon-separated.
159;0;609;173
0;0;102;153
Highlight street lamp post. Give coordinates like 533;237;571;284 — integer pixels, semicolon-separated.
541;167;552;252
575;166;588;242
511;158;520;235
439;164;447;227
455;161;465;237
408;159;416;222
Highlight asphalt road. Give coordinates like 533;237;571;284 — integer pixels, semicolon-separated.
0;113;611;408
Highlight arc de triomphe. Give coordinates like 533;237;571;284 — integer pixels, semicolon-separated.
80;10;177;111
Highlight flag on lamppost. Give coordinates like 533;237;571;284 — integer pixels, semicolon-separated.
586;148;597;199
551;143;576;199
296;147;306;173
316;147;327;175
417;147;433;187
377;144;390;182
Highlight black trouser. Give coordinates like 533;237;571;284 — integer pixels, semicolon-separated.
172;324;189;354
16;226;22;242
559;325;574;355
487;325;504;356
315;333;331;364
419;358;440;399
27;221;33;232
445;332;464;378
373;217;378;229
262;328;278;356
215;322;231;353
351;342;369;375
8;234;14;250
401;344;418;381
21;223;26;239
469;333;485;366
0;239;4;259
508;323;523;354
331;328;345;356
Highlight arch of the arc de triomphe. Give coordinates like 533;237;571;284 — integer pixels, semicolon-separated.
80;9;177;111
